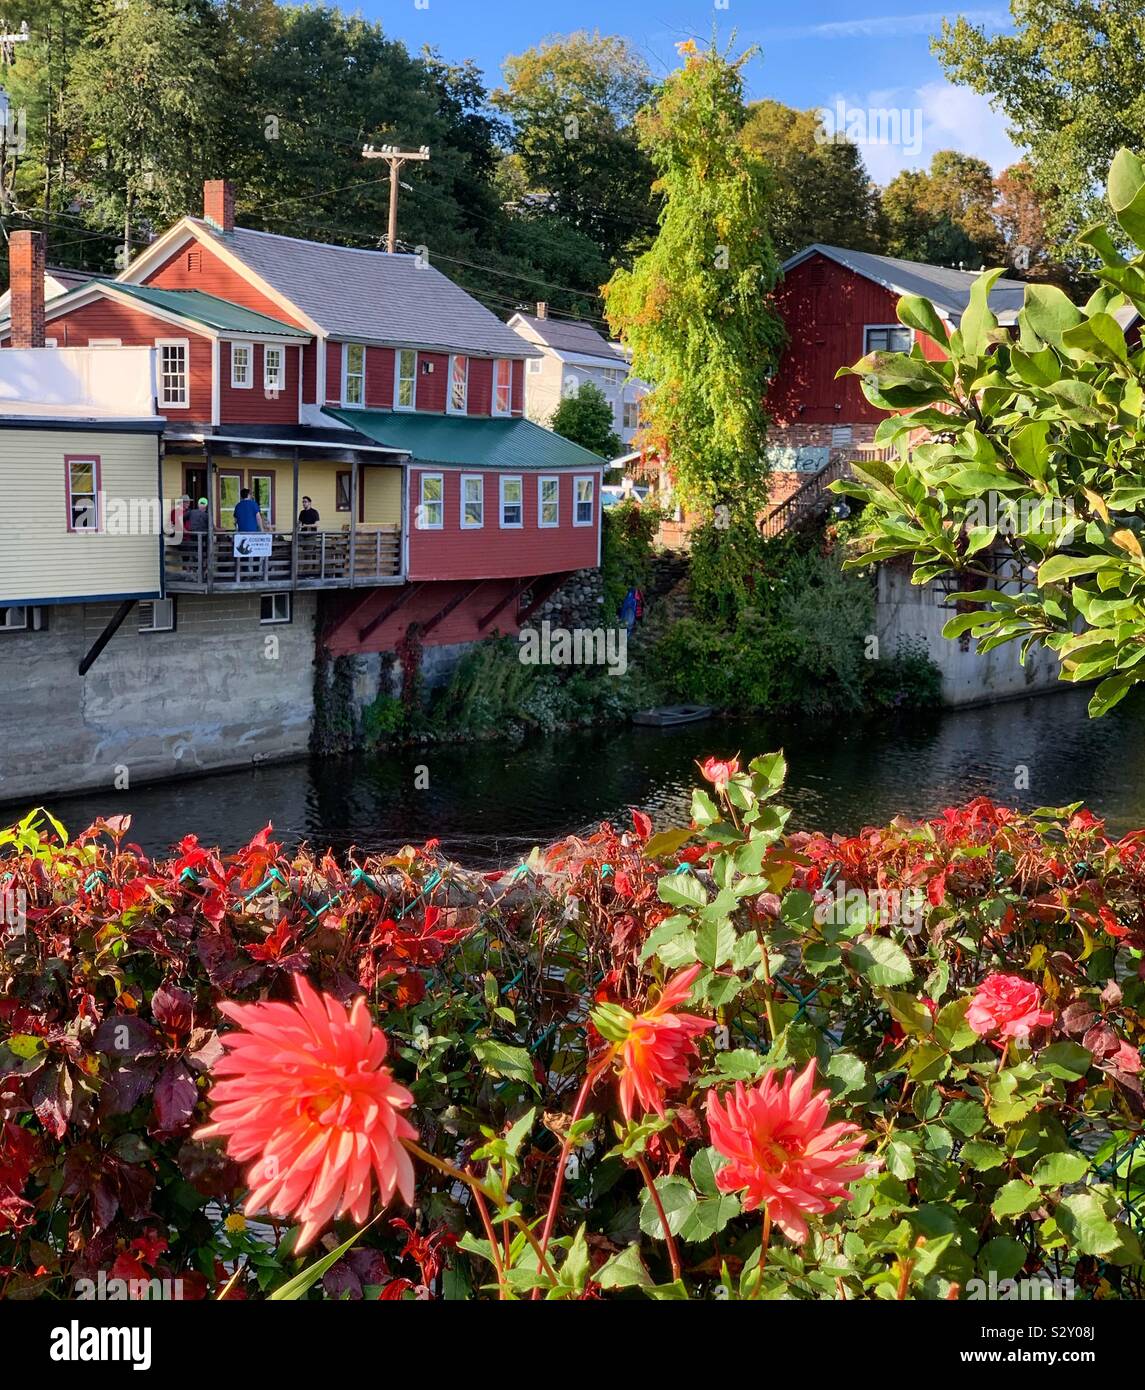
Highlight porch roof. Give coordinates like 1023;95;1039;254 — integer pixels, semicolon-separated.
322;408;606;471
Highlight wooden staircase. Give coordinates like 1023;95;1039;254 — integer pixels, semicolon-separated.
760;444;892;540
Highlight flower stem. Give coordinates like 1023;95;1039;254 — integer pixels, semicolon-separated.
635;1153;682;1284
470;1183;509;1299
753;1208;772;1299
755;931;779;1043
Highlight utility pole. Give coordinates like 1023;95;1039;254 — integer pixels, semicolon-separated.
361;144;429;254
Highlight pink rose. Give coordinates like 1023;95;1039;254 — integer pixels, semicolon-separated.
967;973;1054;1042
698;756;740;793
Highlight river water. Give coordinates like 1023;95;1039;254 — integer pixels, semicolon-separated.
31;686;1145;864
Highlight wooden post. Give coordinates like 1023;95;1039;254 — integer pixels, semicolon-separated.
349;460;359;585
205;443;214;594
291;446;300;590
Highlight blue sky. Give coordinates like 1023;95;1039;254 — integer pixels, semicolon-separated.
366;0;1022;183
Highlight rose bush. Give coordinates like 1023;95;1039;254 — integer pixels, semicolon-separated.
1;762;1143;1300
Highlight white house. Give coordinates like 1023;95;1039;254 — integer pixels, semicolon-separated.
508;302;647;449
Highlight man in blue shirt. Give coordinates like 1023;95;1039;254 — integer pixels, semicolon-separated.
233;488;265;533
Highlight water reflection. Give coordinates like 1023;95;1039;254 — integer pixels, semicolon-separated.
32;687;1145;864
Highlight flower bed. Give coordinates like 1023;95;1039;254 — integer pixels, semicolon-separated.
1;759;1143;1300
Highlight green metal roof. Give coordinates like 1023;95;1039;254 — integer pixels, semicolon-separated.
323;408;606;470
108;283;312;337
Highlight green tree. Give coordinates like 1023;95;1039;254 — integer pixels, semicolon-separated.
740;100;884;259
834;147;1145;718
548;380;621;458
493;30;655;262
603;41;785;514
882;150;1004;267
934;0;1145;255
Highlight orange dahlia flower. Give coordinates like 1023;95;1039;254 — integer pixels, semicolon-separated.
614;964;713;1121
197;976;417;1250
707;1060;874;1244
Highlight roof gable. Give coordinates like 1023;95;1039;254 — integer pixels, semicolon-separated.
784;244;1029;323
510;312;626;364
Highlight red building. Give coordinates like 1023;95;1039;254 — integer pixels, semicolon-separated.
764;244;1028;507
0;181;605;655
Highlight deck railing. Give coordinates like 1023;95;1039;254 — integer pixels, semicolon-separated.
165;529;401;591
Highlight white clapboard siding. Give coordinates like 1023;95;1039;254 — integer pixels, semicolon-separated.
0;428;162;604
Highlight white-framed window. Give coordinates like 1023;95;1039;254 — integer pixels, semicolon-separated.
493;359;512;415
342;342;366;407
395;348;416;410
500;475;523;529
419;473;444;530
66;455;101;532
157;339;189;409
139;598;176;634
574;475;595;526
864;324;912;354
601;367;624;386
260;593;291;625
461;474;484;529
527;356;543;375
88;338;122;347
230;341;253;388
623;399;640;431
448;354;468;414
538;475;559;528
264;344;285;396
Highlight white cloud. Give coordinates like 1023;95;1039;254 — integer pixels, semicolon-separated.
816;82;1023;182
766;10;1009;41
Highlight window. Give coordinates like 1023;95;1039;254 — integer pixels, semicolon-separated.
864;325;912;354
419;473;444;530
250;473;275;529
623;400;640;431
264;345;285;396
343;343;366;407
500;475;523;528
538;476;559;528
218;471;242;530
260;593;291;625
157;340;189;408
461;475;484;529
601;367;624;387
574;476;594;526
395;349;416;410
231;342;253;388
448;355;468;414
66;455;101;532
139;599;175;634
336;470;352;512
527;356;543;375
493;359;512;415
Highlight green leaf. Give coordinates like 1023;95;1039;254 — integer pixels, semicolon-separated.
472;1040;539;1092
960;267;1006;357
897;293;949;346
1021;283;1084;347
1032;1151;1089;1188
991;1179;1042;1220
959;1140;1006;1171
639;1175;698;1240
268;1217;379;1300
595;1243;652;1290
978;1235;1027;1281
695;914;736;970
643;828;695;860
658;872;707;909
1056;1192;1121;1255
883;990;934;1035
1037;1041;1093;1080
849;935;913;986
886;1140;916;1180
1109;147;1145;245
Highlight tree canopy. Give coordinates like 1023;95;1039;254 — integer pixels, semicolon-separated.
548;379;622;459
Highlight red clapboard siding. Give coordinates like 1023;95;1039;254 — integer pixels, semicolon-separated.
468;358;493;416
417;352;448;412
40;296;211;419
766;253;946;425
219;342;301;424
144;237;308;328
511;359;524;415
325;341;342;405
302;341;317;405
366;347;396;409
406;470;599;582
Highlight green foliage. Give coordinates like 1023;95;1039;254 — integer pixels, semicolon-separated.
881;150;1004;267
601;499;659;616
548;380;622;459
835;148;1145;718
604;42;785;513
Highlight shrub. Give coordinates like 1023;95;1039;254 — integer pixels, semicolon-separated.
3;768;1143;1300
601;500;659;618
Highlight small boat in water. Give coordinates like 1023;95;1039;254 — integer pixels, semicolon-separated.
632;704;714;728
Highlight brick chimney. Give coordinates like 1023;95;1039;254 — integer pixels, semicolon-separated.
9;230;45;348
536;301;548;319
203;179;235;233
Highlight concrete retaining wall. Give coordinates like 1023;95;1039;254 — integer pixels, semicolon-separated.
0;593;317;805
876;563;1062;707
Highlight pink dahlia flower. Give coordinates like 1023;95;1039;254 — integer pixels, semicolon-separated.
966;973;1053;1042
617;964;714;1121
706;1060;874;1244
197;976;417;1250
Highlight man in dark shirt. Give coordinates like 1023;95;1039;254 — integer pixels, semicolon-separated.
186;498;209;533
233;488;264;533
298;497;320;531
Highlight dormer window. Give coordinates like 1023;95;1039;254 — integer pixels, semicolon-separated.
343;343;366;407
493;359;512;416
448;355;468;414
395;348;416;410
